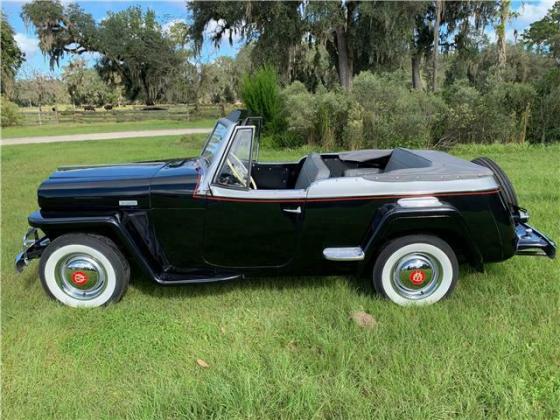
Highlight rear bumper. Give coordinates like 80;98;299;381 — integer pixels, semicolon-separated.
515;222;556;259
15;227;50;272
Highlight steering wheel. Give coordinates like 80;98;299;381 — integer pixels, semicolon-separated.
226;152;257;189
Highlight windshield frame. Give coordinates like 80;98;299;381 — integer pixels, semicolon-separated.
196;118;237;195
200;119;235;165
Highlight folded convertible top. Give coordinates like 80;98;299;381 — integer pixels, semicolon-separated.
339;148;494;182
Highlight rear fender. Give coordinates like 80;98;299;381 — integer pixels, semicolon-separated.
360;203;483;274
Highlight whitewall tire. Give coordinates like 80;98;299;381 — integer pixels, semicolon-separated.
373;235;458;306
39;234;130;308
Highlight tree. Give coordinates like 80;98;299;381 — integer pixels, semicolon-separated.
14;66;68;126
496;0;511;70
522;1;560;63
21;1;183;105
412;1;499;92
1;13;25;98
189;1;305;83
432;0;443;91
189;1;421;90
63;59;118;107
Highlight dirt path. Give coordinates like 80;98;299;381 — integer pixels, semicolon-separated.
1;128;212;146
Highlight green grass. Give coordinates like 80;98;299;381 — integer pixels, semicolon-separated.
0;119;215;139
2;138;559;418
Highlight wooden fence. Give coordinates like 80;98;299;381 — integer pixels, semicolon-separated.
18;105;230;126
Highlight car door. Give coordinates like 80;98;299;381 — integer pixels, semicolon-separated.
202;126;305;269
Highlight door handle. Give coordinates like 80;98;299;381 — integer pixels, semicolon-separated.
283;206;302;214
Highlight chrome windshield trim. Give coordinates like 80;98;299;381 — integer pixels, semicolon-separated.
197;121;237;195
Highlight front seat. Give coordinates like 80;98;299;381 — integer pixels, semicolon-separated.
295;153;331;189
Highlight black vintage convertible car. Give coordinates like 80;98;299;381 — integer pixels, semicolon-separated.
16;110;556;307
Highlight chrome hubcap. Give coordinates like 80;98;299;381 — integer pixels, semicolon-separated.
55;253;107;300
391;252;442;300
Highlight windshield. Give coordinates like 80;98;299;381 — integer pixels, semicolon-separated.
200;122;229;164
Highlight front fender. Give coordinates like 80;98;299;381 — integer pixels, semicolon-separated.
28;210;162;281
359;203;483;274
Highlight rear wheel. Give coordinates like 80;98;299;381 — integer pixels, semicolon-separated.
39;233;130;308
373;235;458;306
472;156;518;211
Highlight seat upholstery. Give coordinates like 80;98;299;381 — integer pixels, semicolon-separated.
295;153;331;189
384;148;431;172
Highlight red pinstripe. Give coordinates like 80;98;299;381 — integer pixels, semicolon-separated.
191;187;499;203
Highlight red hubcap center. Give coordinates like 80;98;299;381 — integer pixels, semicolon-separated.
71;271;88;286
409;270;426;285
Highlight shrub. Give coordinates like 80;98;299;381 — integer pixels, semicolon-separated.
441;80;533;144
1;96;22;127
352;71;444;148
240;66;286;134
281;81;314;146
313;88;351;149
282;83;351;149
529;68;560;144
343;102;365;150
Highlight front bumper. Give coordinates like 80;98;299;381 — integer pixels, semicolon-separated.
515;222;556;259
15;227;50;272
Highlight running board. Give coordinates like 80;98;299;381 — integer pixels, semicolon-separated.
155;272;242;285
323;247;365;261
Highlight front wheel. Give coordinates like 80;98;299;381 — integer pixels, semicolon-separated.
373;235;458;306
39;233;130;308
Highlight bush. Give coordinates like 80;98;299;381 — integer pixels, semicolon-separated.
313;88;351;149
282;83;351;149
278;69;558;150
529;68;560;144
441;80;539;145
1;96;22;127
240;66;286;134
352;71;445;148
343;102;365;150
281;81;314;146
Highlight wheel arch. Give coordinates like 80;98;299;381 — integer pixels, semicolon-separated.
359;205;484;275
29;211;161;281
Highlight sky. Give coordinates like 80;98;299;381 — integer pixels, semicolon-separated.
1;0;556;79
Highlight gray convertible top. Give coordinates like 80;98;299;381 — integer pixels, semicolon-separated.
340;148;493;182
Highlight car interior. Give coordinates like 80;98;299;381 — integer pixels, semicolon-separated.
250;148;432;190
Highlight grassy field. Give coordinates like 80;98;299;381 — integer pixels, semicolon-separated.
1;118;215;139
1;137;559;418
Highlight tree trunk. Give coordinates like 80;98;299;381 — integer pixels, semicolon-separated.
334;1;355;91
432;0;443;92
497;0;510;71
335;26;353;90
411;54;422;90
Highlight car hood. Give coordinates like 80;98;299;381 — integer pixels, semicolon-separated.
39;158;201;211
50;161;168;180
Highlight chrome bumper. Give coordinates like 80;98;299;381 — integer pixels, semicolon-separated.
515;223;556;259
15;227;50;272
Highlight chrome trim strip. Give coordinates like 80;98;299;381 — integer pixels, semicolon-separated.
210;185;306;200
323;247;365;261
398;197;441;208
308;176;499;199
119;200;138;206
